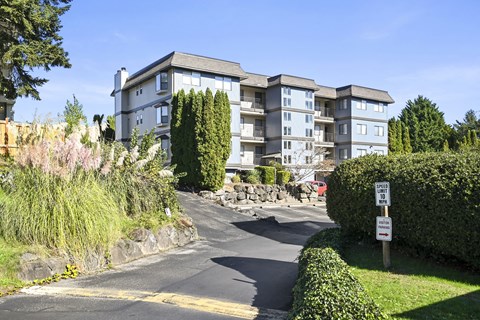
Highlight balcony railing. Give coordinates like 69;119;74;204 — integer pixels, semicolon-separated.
240;96;265;112
241;125;265;140
314;107;333;118
314;132;334;143
241;155;263;166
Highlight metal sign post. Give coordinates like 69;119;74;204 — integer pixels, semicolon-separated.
375;182;392;268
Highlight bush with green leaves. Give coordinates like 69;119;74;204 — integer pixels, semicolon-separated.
327;152;480;269
244;170;260;184
276;170;291;185
289;228;385;320
255;166;275;185
231;174;241;183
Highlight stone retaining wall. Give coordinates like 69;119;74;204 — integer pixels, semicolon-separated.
198;183;319;207
18;222;198;282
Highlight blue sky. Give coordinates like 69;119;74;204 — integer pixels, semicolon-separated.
14;0;480;125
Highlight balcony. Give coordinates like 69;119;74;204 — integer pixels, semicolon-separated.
240;96;265;114
241;125;265;142
314;107;334;121
314;132;334;145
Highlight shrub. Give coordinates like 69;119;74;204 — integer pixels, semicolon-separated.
327;152;480;269
276;170;291;185
245;170;260;184
289;228;385;320
231;174;241;183
255;166;275;185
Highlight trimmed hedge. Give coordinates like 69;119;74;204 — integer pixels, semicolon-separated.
327;152;480;269
255;166;275;185
276;170;291;185
289;228;385;320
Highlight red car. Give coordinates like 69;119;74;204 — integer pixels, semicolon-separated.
307;181;327;196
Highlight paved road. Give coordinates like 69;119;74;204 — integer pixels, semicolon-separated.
0;192;334;320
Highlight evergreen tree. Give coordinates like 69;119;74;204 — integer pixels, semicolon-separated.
402;123;413;153
388;118;399;154
443;140;450;152
396;120;404;153
62;95;86;136
170;90;186;177
469;130;478;146
399;95;449;152
0;0;72;100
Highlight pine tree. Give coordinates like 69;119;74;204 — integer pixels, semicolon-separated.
0;0;72;100
443;140;450;152
402;123;413;153
396;120;404;153
469;130;478;146
388;118;399;154
63;95;87;136
171;90;186;176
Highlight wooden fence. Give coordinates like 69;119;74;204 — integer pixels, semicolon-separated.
0;119;30;157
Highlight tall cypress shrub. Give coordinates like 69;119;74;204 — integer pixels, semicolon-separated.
170;89;185;174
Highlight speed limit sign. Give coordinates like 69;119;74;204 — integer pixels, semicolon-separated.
375;182;391;206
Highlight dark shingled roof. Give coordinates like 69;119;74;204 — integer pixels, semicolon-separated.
123;52;248;90
315;85;337;99
336;85;395;103
240;72;269;88
267;74;318;90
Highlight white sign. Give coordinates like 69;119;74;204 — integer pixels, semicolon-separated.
375;182;391;206
376;216;392;241
165;208;172;218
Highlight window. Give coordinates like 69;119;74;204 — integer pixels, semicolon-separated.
136;115;139;125
135;87;142;96
305;128;313;137
357;124;367;135
161;138;169;152
240;145;245;156
305;156;312;164
339;148;348;160
305;114;313;123
305;142;313;150
254;119;263;127
339;99;347;110
283;112;291;121
283;87;291;95
356;100;367;110
192;72;201;86
255;146;264;155
183;71;192;85
357;149;368;157
339;123;348;135
374;103;385;112
215;76;231;90
305;91;313;99
240;117;244;126
374;126;384;136
283;97;291;107
283;126;292;136
374;150;385;155
140;114;143;124
156;72;168;91
284;141;292;149
283;155;292;164
157;106;169;125
140;87;143;95
305;101;313;110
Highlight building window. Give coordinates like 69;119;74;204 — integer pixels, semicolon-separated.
374;103;385;112
305;128;313;137
374;149;385;155
357;123;367;135
305;155;312;164
284;141;292;149
283;112;291;121
215;76;231;90
283;97;291;107
135;87;142;96
305;91;313;99
192;72;201;86
305;142;313;150
357;100;367;110
374;126;384;136
140;87;143;95
283;87;291;95
305;101;313;110
240;117;244;127
161;137;169;152
358;149;368;156
283;155;292;164
136;115;139;125
156;72;168;91
305;114;313;123
240;145;245;156
255;146;264;155
339;99;347;110
140;114;143;124
339;123;348;135
339;148;348;160
283;126;292;136
157;106;169;125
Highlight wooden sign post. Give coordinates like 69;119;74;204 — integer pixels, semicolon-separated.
375;182;391;268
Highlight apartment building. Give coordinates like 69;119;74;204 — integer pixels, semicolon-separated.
113;51;394;181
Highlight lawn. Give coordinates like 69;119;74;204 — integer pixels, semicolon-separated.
0;239;27;295
343;242;480;320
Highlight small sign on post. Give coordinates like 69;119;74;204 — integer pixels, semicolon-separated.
375;181;391;268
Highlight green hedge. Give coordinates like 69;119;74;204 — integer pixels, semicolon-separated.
327;152;480;269
276;170;291;185
289;228;385;320
255;166;275;185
